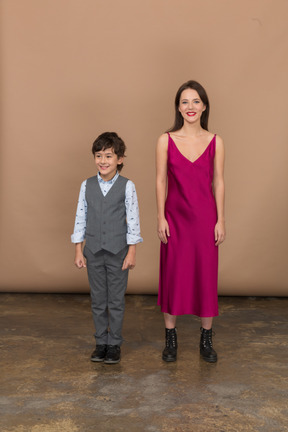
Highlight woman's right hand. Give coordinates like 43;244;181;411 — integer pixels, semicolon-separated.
157;218;170;244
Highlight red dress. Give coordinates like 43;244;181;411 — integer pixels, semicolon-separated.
158;133;219;317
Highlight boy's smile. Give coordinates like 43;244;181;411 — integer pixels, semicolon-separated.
94;148;123;181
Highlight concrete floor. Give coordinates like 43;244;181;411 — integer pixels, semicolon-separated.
0;294;287;432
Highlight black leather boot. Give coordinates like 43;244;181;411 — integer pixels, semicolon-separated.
200;327;217;363
162;328;178;362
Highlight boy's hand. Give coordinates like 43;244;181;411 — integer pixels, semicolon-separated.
74;253;86;269
74;242;86;269
122;245;136;270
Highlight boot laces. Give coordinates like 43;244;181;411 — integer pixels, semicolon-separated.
170;333;177;348
166;329;177;348
202;329;215;348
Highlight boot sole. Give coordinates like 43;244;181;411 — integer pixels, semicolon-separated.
162;356;177;362
200;355;217;363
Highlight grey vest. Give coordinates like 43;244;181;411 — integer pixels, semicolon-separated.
85;175;128;254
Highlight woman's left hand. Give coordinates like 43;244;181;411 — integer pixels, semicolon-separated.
215;220;226;246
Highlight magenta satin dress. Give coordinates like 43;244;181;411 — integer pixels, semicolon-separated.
158;133;218;317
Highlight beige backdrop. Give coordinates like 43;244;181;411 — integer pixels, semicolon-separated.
1;0;287;295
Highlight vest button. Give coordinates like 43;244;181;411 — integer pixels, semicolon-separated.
103;232;106;235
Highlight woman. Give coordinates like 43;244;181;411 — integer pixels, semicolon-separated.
156;80;225;363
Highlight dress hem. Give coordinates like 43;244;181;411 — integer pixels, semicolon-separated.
158;305;219;318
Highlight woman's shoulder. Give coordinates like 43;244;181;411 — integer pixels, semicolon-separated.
157;133;169;149
214;134;224;156
206;131;223;146
214;134;224;146
158;132;169;141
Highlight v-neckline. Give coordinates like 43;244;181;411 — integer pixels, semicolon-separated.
97;174;119;198
168;133;215;164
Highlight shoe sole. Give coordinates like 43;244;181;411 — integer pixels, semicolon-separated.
162;356;177;362
104;359;121;364
200;355;217;363
91;358;105;362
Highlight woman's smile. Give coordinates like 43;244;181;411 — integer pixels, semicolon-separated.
178;88;206;121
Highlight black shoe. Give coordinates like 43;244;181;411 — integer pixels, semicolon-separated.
162;328;178;362
104;345;121;364
200;327;217;363
91;344;107;362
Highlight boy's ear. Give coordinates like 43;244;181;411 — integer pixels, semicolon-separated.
117;156;124;165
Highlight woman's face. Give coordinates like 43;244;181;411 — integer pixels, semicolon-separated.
178;88;206;124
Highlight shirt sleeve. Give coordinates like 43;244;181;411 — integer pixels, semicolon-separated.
125;180;143;245
71;180;87;243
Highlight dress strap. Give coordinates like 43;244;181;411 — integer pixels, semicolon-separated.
211;134;217;158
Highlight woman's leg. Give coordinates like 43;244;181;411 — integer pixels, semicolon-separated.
201;316;213;329
164;312;177;329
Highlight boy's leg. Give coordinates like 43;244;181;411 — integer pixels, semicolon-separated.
105;246;129;346
84;247;109;345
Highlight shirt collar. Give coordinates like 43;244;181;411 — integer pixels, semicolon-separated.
97;171;119;185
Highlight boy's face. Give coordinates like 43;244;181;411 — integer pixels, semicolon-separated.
94;147;123;181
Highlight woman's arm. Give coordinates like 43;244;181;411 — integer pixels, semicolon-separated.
213;135;226;246
156;134;170;243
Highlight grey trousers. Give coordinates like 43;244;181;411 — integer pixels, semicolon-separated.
84;245;129;346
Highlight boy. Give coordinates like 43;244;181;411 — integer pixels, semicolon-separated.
71;132;142;364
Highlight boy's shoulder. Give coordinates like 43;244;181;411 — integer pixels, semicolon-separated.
119;176;138;190
85;174;130;181
86;175;97;183
85;174;132;187
118;174;130;183
115;175;134;191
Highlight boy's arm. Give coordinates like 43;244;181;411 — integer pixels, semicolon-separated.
71;180;87;244
125;181;143;245
122;180;143;270
71;180;87;269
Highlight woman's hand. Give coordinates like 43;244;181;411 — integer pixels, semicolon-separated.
158;218;170;244
215;220;226;246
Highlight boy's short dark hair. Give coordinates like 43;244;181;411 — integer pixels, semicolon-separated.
92;132;126;172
